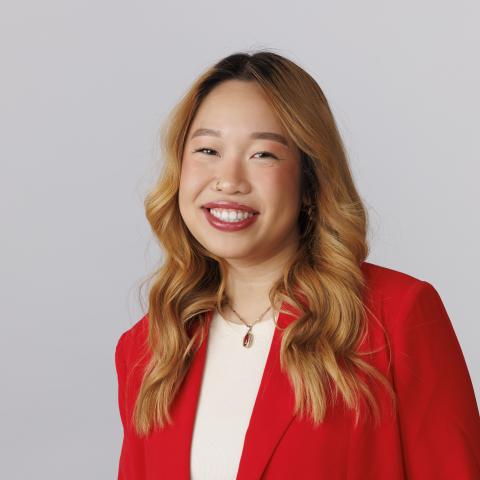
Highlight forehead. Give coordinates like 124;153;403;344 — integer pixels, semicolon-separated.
189;80;292;143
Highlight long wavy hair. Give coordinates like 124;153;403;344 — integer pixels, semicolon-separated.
133;49;395;436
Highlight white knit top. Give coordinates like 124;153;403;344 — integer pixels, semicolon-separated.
190;309;277;480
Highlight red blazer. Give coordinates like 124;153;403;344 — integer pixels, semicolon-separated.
115;261;480;479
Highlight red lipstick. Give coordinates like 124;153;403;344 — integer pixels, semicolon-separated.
202;207;259;232
202;201;258;213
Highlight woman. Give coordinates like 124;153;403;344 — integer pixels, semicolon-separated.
115;51;480;479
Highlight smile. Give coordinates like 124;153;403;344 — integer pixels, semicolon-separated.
202;207;259;232
209;208;255;222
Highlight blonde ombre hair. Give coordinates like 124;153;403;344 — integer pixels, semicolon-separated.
133;50;395;436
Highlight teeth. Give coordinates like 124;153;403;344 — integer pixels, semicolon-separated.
209;208;254;222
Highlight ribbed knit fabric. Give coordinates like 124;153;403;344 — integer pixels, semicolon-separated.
190;309;277;480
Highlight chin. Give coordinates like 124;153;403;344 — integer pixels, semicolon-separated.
202;242;258;262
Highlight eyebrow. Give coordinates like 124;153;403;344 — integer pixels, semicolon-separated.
189;128;289;147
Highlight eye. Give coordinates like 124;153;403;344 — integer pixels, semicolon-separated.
193;147;218;156
192;148;278;160
253;151;278;160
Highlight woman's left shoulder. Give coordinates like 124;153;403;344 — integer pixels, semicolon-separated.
360;260;445;331
360;262;480;477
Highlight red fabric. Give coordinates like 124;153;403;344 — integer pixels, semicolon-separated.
114;261;480;479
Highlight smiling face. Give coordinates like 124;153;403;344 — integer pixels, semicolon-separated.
178;79;303;266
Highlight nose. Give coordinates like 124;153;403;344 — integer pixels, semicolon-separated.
211;156;251;194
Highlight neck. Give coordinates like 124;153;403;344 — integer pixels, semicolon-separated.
221;237;298;324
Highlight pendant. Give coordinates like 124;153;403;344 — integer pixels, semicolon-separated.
243;329;253;348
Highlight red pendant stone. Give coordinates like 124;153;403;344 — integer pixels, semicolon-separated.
243;332;253;347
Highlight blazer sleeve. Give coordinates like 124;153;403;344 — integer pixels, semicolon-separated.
390;280;480;479
115;330;145;480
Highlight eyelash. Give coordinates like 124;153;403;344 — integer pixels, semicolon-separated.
193;147;278;160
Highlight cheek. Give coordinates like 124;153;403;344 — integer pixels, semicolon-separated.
261;166;301;209
179;157;205;202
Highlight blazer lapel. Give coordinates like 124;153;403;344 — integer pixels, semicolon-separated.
147;300;300;479
144;310;212;479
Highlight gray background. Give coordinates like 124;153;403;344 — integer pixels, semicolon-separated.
1;1;478;478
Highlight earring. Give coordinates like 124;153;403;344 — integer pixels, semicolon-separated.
302;200;316;221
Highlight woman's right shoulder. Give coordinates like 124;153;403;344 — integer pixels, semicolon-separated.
115;313;150;369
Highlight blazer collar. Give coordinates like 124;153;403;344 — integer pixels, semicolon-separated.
150;299;301;479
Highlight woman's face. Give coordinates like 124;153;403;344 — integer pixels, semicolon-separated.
178;79;302;265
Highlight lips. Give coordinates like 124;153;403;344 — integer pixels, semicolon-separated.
202;206;259;232
202;201;259;214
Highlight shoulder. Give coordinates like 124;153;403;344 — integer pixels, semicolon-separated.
361;260;430;297
359;262;466;394
115;313;150;372
360;260;444;332
361;265;480;476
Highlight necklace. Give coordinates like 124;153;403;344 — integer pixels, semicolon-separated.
225;302;272;348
